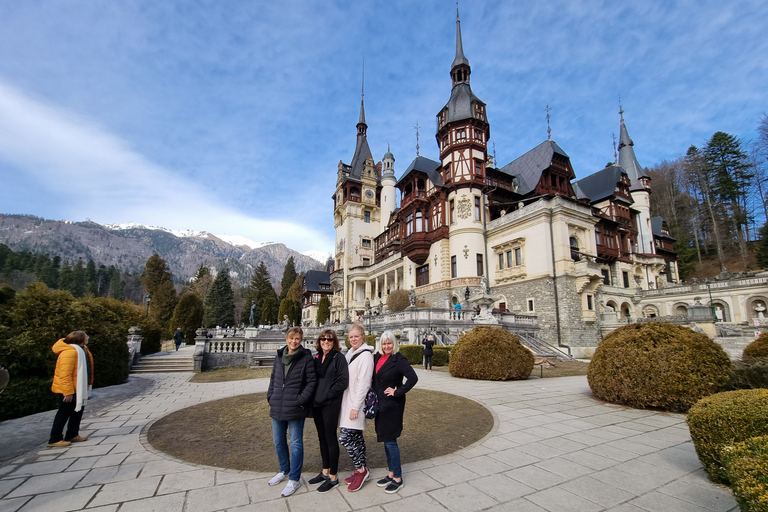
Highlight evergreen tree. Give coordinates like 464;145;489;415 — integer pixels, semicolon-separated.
46;256;61;290
58;261;74;293
72;259;86;298
108;266;124;299
260;295;275;325
246;262;276;323
170;292;205;343
278;297;296;327
757;222;768;270
204;268;235;327
286;275;303;326
279;257;297;301
85;259;98;296
141;254;178;335
316;296;330;325
190;265;213;302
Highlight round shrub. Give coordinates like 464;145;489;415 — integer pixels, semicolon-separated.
721;436;768;512
449;326;534;381
687;389;768;483
743;332;768;359
386;289;410;312
587;323;731;412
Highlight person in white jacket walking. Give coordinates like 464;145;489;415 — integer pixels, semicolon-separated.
338;323;374;492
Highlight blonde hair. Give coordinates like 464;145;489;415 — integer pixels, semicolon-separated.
349;322;366;337
375;331;399;354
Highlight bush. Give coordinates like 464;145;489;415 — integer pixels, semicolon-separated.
0;377;57;421
449;326;534;381
721;436;768;512
687;389;768;483
387;289;410;312
730;357;768;390
399;345;423;365
744;332;768;359
138;317;163;355
433;346;451;366
77;297;134;387
587;323;731;412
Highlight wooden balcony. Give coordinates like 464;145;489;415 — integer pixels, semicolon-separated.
402;231;431;265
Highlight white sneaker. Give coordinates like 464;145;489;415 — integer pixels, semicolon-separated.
268;472;286;486
281;479;302;497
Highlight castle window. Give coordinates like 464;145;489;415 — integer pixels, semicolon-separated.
601;269;611;285
416;265;429;287
406;213;413;236
452;256;457;278
415;211;424;233
506;250;512;268
474;160;482;175
474;196;481;221
361;238;371;248
587;295;594;310
362;257;370;266
476;254;483;276
622;271;630;288
450;199;455;223
515;248;522;266
570;237;580;261
498;253;504;270
527;299;535;313
364;211;371;223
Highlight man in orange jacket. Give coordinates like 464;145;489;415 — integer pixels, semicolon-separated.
48;331;94;447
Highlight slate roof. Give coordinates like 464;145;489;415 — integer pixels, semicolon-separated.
304;270;331;293
618;115;650;191
575;164;629;204
441;83;484;124
397;155;444;188
651;216;676;241
498;140;570;195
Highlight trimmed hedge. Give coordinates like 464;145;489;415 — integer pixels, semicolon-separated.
721;436;768;512
449;326;533;381
399;345;423;365
687;389;768;483
744;332;768;359
588;323;731;412
433;346;451;366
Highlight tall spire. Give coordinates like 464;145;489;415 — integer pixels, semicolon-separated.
357;62;367;137
616;100;650;189
451;4;470;87
349;62;372;179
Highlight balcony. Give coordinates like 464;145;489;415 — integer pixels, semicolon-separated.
402;231;431;265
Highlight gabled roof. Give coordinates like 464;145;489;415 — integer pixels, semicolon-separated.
498;140;569;195
575;164;628;204
397;156;443;188
304;270;331;293
651;216;676;241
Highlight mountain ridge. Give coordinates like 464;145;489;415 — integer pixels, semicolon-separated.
0;214;325;289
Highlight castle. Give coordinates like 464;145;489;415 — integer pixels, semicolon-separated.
327;11;680;352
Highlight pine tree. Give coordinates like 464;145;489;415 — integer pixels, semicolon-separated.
204;268;235;327
59;261;74;293
261;295;275;325
170;292;205;343
278;297;296;327
246;262;276;323
286;275;303;326
141;254;178;335
190;265;213;302
757;222;768;270
279;257;297;301
72;259;86;298
316;296;330;325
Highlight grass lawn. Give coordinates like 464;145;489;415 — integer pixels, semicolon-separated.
147;388;492;472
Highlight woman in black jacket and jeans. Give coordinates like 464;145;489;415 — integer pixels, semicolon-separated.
307;329;349;493
373;330;418;494
267;327;317;497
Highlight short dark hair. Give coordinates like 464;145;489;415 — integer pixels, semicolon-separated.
286;326;303;339
64;331;88;345
315;329;341;353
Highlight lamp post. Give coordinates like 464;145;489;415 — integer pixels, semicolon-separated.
365;299;371;335
145;293;151;317
705;279;716;321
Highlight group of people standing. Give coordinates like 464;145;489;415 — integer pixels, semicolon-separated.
267;323;418;497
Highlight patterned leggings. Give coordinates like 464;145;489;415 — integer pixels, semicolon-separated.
339;427;366;470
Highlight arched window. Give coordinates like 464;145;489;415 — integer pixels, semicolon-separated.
570;237;580;261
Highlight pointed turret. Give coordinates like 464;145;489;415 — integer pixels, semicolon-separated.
617;106;650;191
349;92;373;179
451;9;470;76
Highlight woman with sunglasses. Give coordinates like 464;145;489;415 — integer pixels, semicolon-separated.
308;330;349;493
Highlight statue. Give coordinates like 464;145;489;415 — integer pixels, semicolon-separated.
280;315;291;331
249;301;256;327
408;289;416;307
480;276;489;295
755;302;766;320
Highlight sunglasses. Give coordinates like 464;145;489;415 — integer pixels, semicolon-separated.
319;337;334;341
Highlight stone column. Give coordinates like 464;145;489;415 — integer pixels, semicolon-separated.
194;328;208;372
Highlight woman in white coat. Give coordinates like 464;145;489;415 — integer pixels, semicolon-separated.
338;323;374;492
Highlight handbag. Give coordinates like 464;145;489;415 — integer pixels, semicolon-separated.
363;388;378;419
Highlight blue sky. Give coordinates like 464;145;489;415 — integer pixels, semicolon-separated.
1;0;766;254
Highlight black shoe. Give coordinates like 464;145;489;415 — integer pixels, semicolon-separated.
376;475;393;487
308;473;328;485
384;479;403;494
317;478;339;493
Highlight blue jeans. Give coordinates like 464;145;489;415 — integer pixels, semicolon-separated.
271;418;305;481
384;440;402;479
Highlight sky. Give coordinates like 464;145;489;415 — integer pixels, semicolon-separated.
1;0;767;255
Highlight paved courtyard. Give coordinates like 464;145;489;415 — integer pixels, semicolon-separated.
0;366;738;512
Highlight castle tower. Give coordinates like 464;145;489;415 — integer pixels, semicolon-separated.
617;106;653;254
381;144;396;228
436;9;490;279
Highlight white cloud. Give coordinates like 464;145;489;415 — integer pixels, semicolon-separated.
0;81;333;253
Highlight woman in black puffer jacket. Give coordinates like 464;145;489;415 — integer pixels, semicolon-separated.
267;327;317;497
306;329;349;493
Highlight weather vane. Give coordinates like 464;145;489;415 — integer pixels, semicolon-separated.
545;104;553;140
612;132;617;163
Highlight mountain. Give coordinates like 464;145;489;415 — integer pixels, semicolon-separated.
0;214;325;289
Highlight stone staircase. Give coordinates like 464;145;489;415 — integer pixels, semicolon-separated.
713;336;756;360
130;347;195;373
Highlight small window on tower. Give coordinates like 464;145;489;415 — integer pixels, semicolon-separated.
364;211;371;223
362;239;371;248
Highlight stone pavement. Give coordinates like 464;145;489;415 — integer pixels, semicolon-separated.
0;369;738;512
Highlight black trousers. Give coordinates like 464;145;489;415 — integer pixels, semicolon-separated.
49;394;84;443
312;401;343;475
424;355;433;369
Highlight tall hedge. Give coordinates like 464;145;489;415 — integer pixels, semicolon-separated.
587;322;731;412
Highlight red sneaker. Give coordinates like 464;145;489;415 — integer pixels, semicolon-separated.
344;473;355;485
347;467;369;492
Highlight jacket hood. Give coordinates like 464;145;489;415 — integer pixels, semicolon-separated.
52;339;73;355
